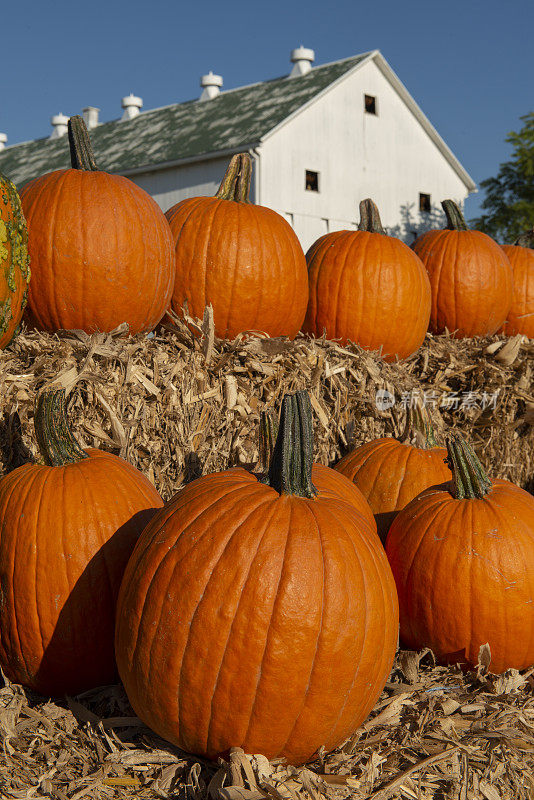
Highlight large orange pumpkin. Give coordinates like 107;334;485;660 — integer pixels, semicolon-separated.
0;173;30;349
335;403;451;542
303;199;431;361
386;434;534;674
0;389;163;696
20;116;175;334
501;229;534;338
413;200;513;338
165;154;308;340
116;391;398;765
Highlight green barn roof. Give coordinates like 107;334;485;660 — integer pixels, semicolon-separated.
0;53;369;188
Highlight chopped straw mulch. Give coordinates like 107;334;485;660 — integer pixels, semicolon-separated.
0;311;533;798
0;310;532;496
1;652;533;799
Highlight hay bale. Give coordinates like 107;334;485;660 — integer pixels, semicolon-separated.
0;315;532;499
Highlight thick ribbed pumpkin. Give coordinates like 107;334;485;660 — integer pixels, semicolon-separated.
335;403;451;542
413;200;513;338
116;392;398;765
0;173;30;349
386;434;534;674
0;389;163;696
20;116;175;334
165;154;308;339
303;199;431;361
501;230;534;338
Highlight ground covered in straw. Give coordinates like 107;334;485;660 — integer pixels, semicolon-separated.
1;652;533;799
0;316;533;798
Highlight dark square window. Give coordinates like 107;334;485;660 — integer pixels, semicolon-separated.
364;94;377;115
419;193;431;213
305;170;319;192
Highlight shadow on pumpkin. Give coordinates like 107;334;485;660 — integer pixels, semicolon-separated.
29;506;161;698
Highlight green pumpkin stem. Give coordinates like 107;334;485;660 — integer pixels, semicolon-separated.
257;409;279;476
400;401;439;449
215;154;251;202
446;434;492;499
68;116;99;171
513;228;534;249
442;199;469;231
34;389;89;466
267;391;317;498
358;199;386;234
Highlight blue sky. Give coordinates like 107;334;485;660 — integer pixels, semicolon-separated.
2;0;532;220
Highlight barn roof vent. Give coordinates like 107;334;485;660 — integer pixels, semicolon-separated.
50;113;69;139
289;46;315;77
0;133;7;151
200;71;223;101
121;94;143;120
83;106;100;129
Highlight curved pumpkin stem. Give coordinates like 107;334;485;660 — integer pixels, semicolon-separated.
68;116;99;172
446;434;492;499
399;400;439;449
257;408;279;476
442;200;469;231
267;391;317;498
358;199;386;234
215;154;252;202
34;389;89;466
513;228;534;249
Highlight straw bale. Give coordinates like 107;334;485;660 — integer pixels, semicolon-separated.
0;313;532;500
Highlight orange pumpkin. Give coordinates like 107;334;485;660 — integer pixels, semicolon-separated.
115;392;398;765
335;403;451;542
0;173;30;349
165;154;308;340
0;389;163;696
20;116;175;334
413;200;513;338
501;230;534;338
386;434;534;674
303;199;431;360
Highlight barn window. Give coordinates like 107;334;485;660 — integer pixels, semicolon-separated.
364;94;377;115
419;193;431;213
305;170;319;192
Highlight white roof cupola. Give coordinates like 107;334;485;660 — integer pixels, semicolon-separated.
83;106;100;129
0;133;7;151
50;113;70;139
199;71;223;101
121;94;143;121
289;46;315;77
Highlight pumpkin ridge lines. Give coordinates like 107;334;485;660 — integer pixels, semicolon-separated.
30;467;57;681
75;458;116;610
223;200;240;338
0;466;39;682
396;496;453;645
44;171;68;331
258;206;279;334
431;231;448;333
241;502;293;748
313;502;385;747
129;180;150;331
205;496;282;755
132;480;262;685
276;500;325;756
176;490;277;753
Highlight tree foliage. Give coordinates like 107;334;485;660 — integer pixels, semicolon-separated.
472;112;534;243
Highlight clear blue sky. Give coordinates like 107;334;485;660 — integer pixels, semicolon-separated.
2;0;532;220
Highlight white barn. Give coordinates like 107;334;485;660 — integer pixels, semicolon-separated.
0;49;476;252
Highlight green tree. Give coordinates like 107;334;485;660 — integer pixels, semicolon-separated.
472;112;534;243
